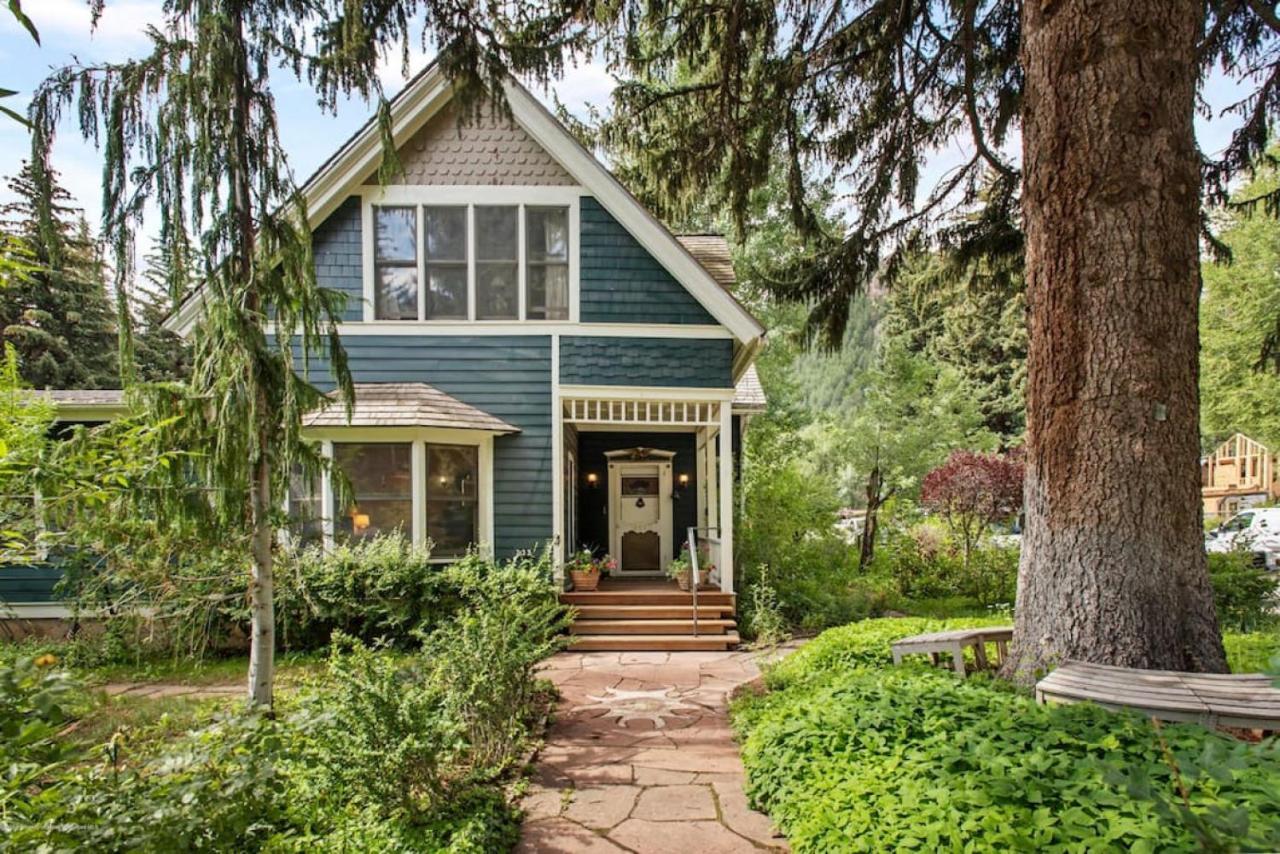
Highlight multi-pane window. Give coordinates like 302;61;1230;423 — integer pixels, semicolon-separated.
332;443;413;542
475;206;519;320
287;467;324;546
369;201;571;322
526;207;569;320
425;444;479;557
424;206;467;319
373;207;418;320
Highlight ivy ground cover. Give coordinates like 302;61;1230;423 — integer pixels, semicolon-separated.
732;618;1280;852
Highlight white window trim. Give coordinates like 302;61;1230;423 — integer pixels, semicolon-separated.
361;186;581;325
293;426;497;561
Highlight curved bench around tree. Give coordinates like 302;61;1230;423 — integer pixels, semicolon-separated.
1035;660;1280;732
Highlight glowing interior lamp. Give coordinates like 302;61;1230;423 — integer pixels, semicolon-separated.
352;512;371;533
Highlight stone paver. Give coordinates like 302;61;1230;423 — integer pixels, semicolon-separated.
517;647;798;852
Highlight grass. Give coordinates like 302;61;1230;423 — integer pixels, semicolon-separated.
66;692;240;751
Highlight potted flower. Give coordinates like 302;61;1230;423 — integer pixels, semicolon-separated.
665;546;693;591
568;549;614;592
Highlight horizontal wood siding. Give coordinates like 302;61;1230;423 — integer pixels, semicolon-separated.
0;564;63;603
579;197;717;325
560;337;732;388
313;196;364;322
296;335;553;558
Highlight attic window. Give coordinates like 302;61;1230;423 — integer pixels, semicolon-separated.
364;193;578;323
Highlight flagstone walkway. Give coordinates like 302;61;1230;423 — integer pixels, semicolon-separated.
517;648;796;853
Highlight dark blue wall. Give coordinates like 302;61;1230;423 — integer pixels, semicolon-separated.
560;337;733;388
0;565;63;604
301;335;553;558
313;196;364;322
579;197;717;325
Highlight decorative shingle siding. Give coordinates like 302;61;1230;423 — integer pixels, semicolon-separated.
313;196;364;322
370;104;574;186
295;335;553;558
560;337;732;388
579;197;718;325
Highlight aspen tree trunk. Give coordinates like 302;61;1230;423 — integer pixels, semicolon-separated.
247;451;275;707
1008;0;1227;678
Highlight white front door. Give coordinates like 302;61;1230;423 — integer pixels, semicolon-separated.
608;460;673;575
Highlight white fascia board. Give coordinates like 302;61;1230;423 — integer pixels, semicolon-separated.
502;81;766;347
559;384;737;402
264;321;734;339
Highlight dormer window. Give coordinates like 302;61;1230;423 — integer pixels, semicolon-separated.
365;191;577;323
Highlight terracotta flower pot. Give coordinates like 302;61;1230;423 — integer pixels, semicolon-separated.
672;568;691;591
570;568;601;592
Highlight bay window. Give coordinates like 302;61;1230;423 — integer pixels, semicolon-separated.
425;444;479;557
367;195;573;322
332;443;414;542
290;436;487;559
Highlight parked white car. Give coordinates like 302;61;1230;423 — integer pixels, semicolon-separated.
1205;508;1280;570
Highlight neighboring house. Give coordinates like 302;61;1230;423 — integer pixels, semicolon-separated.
4;65;766;648
1201;433;1280;521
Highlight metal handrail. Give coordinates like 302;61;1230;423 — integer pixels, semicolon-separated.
685;526;721;638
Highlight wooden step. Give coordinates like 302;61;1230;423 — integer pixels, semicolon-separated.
560;591;735;607
569;631;741;652
572;604;730;620
569;618;736;635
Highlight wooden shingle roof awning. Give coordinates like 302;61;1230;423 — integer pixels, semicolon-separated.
732;365;766;414
305;382;520;434
676;234;735;291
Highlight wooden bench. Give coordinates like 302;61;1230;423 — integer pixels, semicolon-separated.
890;626;1014;676
1036;661;1280;731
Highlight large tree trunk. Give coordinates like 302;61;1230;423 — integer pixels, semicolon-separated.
1008;0;1226;678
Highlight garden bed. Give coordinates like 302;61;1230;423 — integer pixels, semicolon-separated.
731;618;1280;852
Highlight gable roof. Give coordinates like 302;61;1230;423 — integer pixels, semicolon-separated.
167;63;765;347
305;382;520;433
731;365;766;413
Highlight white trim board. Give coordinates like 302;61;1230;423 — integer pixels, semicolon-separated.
263;321;735;339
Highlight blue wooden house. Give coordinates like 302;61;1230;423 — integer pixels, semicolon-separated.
11;66;766;649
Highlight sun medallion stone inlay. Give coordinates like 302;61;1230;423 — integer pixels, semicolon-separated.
571;686;705;729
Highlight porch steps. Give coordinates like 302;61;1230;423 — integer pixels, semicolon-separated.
572;604;729;620
567;632;742;652
560;586;739;651
569;618;736;636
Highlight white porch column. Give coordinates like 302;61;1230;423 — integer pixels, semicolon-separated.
551;335;565;582
320;440;335;549
718;402;734;593
411;441;426;548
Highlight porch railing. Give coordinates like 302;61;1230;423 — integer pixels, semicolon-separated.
686;526;724;638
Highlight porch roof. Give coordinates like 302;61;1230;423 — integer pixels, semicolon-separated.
306;382;520;434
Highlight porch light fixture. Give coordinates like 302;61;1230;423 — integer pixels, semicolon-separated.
586;472;599;488
673;472;690;500
352;512;371;533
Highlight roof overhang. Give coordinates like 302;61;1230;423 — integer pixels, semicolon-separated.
303;382;520;434
40;390;128;422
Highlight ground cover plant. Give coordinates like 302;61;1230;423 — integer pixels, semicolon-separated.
733;618;1280;853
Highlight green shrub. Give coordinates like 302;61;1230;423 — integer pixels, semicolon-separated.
869;523;1018;606
422;553;568;771
742;566;790;646
1224;630;1280;673
736;619;1280;852
274;534;454;649
0;654;81;829
1208;551;1279;632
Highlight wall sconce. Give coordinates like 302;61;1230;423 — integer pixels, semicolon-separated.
352;512;371;533
586;472;599;488
673;472;690;499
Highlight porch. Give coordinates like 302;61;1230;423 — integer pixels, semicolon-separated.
559;578;739;651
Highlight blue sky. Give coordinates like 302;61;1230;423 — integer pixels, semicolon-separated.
0;1;1258;260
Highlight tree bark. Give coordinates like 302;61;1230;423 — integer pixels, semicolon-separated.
859;463;885;568
1009;0;1227;678
247;453;275;707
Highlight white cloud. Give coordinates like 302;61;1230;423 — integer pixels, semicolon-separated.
3;0;165;56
